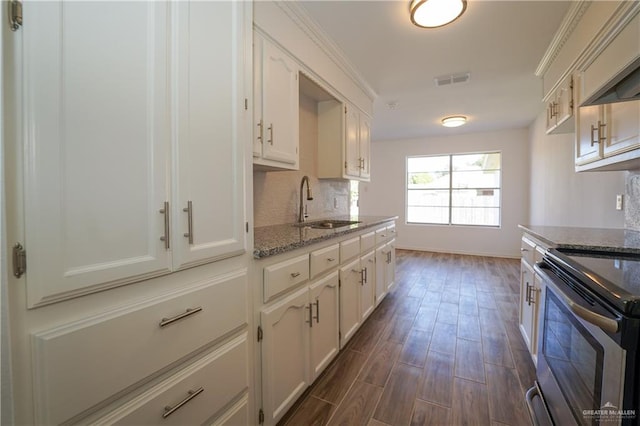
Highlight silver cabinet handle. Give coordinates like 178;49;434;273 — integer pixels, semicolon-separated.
525;282;532;306
159;307;203;328
307;303;313;328
267;124;274;145
597;120;606;143
159;201;170;249
183;200;193;245
520;248;528;252
162;387;204;418
363;267;368;284
257;119;263;143
314;300;320;323
290;272;301;278
327;257;336;262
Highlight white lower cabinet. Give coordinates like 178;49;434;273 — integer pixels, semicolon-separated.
376;239;396;302
256;221;397;425
260;271;339;425
309;272;340;379
339;257;362;346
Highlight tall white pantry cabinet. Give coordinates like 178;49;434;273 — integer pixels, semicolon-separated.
3;1;254;425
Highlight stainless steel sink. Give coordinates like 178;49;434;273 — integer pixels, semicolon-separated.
293;219;361;229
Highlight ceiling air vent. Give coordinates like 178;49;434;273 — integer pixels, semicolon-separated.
434;72;470;87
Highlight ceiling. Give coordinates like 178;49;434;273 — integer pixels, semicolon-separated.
298;0;572;141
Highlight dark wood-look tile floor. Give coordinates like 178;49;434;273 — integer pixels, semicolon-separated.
279;250;535;426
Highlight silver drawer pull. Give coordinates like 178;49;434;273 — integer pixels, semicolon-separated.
162;387;204;418
327;257;336;262
290;272;301;278
159;307;203;328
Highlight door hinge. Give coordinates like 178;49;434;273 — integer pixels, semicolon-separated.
9;0;22;31
258;408;265;424
12;243;26;278
344;161;348;170
244;98;248;110
344;105;347;114
246;222;249;233
257;325;263;342
338;330;342;340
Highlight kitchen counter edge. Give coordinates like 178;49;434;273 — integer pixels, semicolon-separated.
254;216;398;258
518;224;640;255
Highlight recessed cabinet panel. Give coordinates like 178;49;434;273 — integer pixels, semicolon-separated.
309;272;340;379
96;335;248;426
604;101;640;157
360;251;376;320
22;1;172;307
261;287;310;424
173;1;246;269
339;257;361;346
31;271;248;425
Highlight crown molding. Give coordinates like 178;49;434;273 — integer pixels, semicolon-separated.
275;1;378;102
535;0;590;77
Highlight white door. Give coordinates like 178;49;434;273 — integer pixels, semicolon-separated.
603;101;640;157
359;114;372;179
260;287;310;425
19;1;171;307
261;39;298;166
344;105;361;177
172;1;246;269
339;257;361;346
375;246;387;306
360;251;376;320
519;261;535;353
575;105;603;165
309;271;339;380
386;240;397;291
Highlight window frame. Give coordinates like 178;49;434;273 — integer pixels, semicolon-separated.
405;151;502;228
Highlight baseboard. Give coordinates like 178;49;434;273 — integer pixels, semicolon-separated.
394;245;521;260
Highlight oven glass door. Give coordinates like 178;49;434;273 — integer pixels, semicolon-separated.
542;289;604;425
537;263;625;426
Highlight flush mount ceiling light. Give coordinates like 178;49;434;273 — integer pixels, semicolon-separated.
410;0;467;28
441;115;467;127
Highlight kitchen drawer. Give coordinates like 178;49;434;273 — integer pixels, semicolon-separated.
210;395;249;425
340;236;361;262
521;237;536;266
375;227;390;246
264;254;310;302
360;231;375;253
96;334;249;425
310;244;339;278
31;270;248;425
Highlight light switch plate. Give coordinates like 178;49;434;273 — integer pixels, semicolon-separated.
616;194;623;210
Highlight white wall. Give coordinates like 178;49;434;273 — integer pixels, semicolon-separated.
528;110;626;228
359;128;530;258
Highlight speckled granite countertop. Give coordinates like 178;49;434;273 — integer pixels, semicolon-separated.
254;215;398;258
519;225;640;255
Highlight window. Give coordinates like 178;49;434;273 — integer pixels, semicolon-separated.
407;152;501;226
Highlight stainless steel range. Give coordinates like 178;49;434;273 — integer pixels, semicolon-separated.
527;248;640;426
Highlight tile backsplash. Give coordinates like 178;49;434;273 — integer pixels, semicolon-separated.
626;171;640;231
253;92;351;228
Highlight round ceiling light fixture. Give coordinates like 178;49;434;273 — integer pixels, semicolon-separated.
441;115;467;127
410;0;467;28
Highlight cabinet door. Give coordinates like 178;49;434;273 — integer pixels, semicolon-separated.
19;1;171;307
575;105;603;165
555;76;573;129
519;261;535;355
261;287;310;425
253;35;264;158
360;251;376;320
359;113;372;179
339;258;361;346
260;39;299;166
375;246;387;306
603;101;640;157
309;272;340;380
385;240;396;291
344;106;361;177
173;1;246;269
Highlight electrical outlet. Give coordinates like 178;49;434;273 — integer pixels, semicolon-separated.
616;194;623;210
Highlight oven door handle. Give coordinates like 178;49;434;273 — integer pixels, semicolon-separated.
536;265;620;334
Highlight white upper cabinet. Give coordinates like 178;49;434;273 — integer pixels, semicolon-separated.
16;1;247;307
317;102;372;182
172;1;246;269
545;74;574;135
253;34;299;170
20;2;172;307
